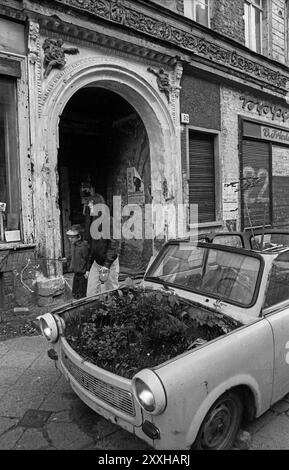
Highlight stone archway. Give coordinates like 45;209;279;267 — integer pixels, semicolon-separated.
36;57;182;274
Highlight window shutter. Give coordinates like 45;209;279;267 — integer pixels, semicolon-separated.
189;132;215;223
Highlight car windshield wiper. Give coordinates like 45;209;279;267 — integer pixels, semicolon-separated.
144;276;174;291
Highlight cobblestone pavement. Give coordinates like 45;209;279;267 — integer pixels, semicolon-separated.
0;335;289;450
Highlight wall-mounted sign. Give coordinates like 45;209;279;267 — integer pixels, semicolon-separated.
272;146;289;176
127;167;145;204
261;126;289;144
240;96;289;123
5;230;21;242
181;113;190;124
244;121;289;146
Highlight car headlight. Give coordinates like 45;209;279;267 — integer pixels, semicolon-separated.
37;313;64;343
132;369;166;415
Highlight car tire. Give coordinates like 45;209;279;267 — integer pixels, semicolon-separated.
191;391;243;450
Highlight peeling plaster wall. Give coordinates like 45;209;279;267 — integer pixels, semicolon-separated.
28;34;182;274
106;114;152;270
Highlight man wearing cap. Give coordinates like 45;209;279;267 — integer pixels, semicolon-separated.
66;224;90;299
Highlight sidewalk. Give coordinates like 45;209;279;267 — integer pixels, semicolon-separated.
1;335;289;450
0;335;148;450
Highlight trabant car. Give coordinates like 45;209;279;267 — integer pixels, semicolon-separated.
200;228;289;251
38;241;289;450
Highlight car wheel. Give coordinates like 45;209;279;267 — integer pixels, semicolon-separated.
191;391;243;450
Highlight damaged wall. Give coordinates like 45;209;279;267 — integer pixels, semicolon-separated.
106;114;152;270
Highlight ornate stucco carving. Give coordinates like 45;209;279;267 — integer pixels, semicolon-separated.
147;67;172;103
40;56;100;115
27;20;42;121
42;38;79;78
52;0;289;91
170;59;183;125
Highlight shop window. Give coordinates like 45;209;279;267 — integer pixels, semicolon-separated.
241;139;271;229
183;0;210;27
244;0;264;53
0;76;20;242
188;131;216;224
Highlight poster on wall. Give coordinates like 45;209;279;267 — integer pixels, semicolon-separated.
127;167;145;205
272;146;289;227
223;183;238;221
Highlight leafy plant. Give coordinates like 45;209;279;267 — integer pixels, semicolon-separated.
65;286;240;379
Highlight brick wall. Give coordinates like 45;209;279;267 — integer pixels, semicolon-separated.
211;0;245;44
180;74;221;131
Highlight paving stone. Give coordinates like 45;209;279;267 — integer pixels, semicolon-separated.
271;400;289;414
46;421;94;450
2;336;45;353
49;410;71;423
0;367;24;386
0;343;11;358
0;384;12;400
14;428;51;450
39;392;74;413
29;352;61;373
0;427;25;450
283;394;289;403
1;350;41;368
0;371;60;417
234;430;252;450
87;415;120;440
51;376;72;394
0;417;18;436
250;415;289;450
246;410;276;434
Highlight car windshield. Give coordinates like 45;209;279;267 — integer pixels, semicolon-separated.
251;233;289;251
146;244;261;307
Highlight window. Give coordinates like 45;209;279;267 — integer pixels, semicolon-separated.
244;0;264;53
212;235;244;248
265;251;289;308
0;76;20;242
183;0;210;27
188;131;216;224
241;139;271;229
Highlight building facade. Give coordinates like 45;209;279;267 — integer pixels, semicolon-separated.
1;0;289;308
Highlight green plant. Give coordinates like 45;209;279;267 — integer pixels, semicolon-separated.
65;286;240;379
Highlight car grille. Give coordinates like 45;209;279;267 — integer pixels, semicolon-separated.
61;351;136;417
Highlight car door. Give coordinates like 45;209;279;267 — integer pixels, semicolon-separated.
263;251;289;404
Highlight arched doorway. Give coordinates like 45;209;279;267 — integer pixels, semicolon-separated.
39;59;181;276
58;86;152;273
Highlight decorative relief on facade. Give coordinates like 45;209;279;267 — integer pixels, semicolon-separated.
28;20;42;115
240;96;289;122
170;60;183;124
42;38;79;78
54;0;289;91
28;21;41;65
40;56;102;114
147;67;172;102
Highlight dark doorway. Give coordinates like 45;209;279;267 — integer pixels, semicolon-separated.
58;86;152;273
